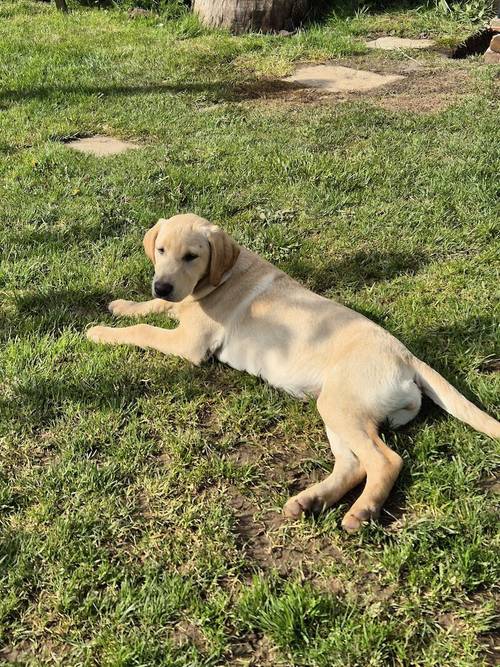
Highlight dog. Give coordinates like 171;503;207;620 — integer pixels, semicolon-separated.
87;213;500;532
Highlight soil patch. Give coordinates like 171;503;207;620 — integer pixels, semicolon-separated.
369;67;472;113
477;357;500;374
243;58;476;114
229;633;281;666
171;619;208;652
227;487;343;576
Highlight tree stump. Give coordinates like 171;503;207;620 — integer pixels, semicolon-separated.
193;0;314;34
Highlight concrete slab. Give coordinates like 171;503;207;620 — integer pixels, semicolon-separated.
65;135;141;156
484;47;500;63
285;65;404;93
490;33;500;53
490;17;500;32
366;37;436;50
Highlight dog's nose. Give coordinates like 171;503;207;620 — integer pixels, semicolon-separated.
154;281;173;299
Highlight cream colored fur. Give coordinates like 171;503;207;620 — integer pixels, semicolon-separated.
87;214;500;532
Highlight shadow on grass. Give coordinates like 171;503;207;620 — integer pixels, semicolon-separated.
0;80;304;109
0;354;206;433
7;217;141;249
288;248;430;293
406;315;498;385
0;288;117;342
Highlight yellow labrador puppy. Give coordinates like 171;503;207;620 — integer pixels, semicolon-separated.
87;213;500;532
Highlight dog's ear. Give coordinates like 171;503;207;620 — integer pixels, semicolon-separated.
143;219;164;264
207;226;240;286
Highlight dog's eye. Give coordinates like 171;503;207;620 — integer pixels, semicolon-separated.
157;247;164;255
183;253;198;262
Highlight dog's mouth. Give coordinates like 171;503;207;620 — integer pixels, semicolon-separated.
152;290;179;302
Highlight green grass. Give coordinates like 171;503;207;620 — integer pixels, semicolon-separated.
1;1;499;665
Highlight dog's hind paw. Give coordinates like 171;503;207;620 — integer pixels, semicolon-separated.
341;507;379;533
283;497;305;519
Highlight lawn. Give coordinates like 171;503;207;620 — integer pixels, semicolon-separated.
0;1;499;665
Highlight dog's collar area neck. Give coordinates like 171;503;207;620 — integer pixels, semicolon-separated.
191;269;233;301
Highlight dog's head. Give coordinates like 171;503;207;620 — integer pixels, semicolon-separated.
143;213;240;302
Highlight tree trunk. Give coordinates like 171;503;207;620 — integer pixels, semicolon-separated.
193;0;314;34
54;0;69;11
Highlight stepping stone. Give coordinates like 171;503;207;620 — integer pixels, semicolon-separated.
65;135;141;156
366;37;436;50
490;34;500;53
285;65;404;93
484;47;500;63
490;17;500;32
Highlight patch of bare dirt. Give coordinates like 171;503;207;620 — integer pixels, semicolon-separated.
369;68;472;113
0;645;28;664
227;486;344;577
225;434;359;579
480;631;500;667
478;357;500;374
0;640;71;664
239;57;480;114
171;619;208;652
480;474;500;495
227;442;262;467
228;633;282;667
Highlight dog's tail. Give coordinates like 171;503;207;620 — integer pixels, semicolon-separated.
411;357;500;439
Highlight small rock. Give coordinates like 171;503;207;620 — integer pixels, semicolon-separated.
484;47;500;63
278;29;294;37
490;34;500;53
128;7;151;18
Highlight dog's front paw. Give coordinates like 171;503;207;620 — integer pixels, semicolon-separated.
87;325;115;344
108;299;136;316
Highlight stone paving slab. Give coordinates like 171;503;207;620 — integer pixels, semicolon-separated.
484;47;500;63
366;37;436;50
285;64;404;93
490;34;500;53
65;135;141;156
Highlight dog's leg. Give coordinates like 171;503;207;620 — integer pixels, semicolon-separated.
338;423;403;533
86;324;207;364
108;298;173;318
283;426;366;519
318;389;402;532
